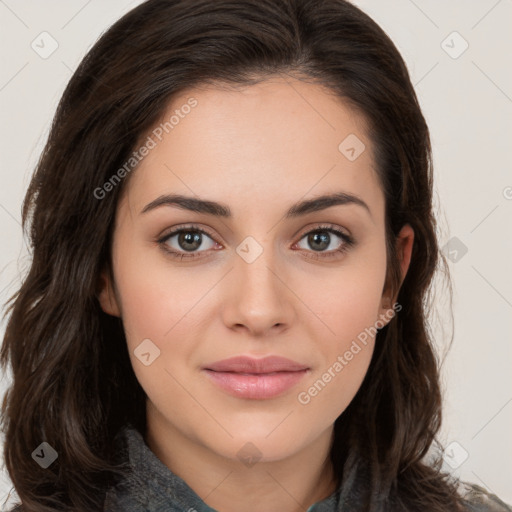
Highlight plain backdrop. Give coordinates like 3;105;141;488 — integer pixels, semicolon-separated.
0;0;511;509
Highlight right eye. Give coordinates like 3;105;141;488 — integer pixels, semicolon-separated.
158;226;221;259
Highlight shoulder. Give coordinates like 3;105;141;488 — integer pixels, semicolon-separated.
459;481;512;512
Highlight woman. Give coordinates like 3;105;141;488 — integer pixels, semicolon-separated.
1;0;510;511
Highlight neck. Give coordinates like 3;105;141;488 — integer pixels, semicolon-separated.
145;408;338;512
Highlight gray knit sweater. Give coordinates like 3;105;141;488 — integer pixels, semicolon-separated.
7;424;511;511
101;425;512;512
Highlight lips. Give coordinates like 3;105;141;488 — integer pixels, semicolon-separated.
202;356;310;399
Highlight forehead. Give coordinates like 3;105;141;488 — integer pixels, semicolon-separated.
121;76;384;220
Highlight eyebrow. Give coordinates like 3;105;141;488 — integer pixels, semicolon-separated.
140;192;372;219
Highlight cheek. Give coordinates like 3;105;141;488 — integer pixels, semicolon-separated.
293;248;387;419
113;249;214;345
295;284;380;428
110;244;220;394
299;247;387;347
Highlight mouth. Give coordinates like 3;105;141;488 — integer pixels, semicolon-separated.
202;355;310;400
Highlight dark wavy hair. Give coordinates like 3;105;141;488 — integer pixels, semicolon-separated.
1;0;463;510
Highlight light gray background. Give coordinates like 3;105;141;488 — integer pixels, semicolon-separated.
1;0;511;508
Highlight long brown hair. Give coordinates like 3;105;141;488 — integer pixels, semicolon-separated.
1;0;462;510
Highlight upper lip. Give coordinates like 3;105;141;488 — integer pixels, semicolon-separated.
203;356;309;374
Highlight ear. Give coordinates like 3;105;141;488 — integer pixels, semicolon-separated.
97;268;121;317
379;223;414;314
395;223;414;290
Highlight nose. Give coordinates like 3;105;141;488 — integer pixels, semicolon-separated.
221;239;295;337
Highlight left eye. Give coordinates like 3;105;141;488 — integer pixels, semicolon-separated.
295;228;350;252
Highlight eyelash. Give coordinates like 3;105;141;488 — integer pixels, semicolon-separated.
157;223;355;261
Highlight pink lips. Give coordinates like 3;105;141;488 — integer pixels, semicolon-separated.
202;356;310;400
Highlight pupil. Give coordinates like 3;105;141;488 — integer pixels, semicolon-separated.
309;232;329;251
179;231;202;251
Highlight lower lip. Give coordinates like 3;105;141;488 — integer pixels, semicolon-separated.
203;369;309;399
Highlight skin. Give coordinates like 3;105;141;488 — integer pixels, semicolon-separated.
98;75;414;512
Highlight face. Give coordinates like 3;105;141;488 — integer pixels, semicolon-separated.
98;76;413;464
